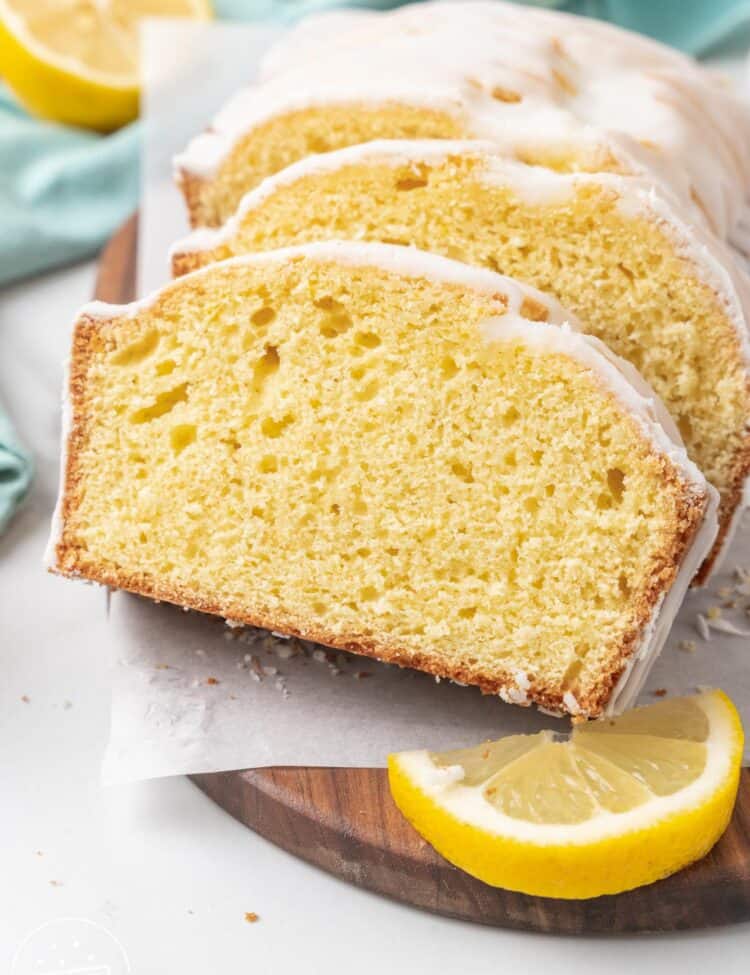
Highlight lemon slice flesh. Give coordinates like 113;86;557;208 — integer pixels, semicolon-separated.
388;691;743;898
0;0;213;130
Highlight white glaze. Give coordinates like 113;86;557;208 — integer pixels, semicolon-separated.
176;0;750;247
43;357;73;570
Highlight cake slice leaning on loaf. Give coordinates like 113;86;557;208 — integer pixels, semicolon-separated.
47;243;718;718
172;141;750;579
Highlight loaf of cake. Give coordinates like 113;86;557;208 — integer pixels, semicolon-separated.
171;140;750;578
175;0;750;250
47;243;718;718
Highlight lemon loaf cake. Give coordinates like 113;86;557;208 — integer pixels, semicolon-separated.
47;242;718;718
171;141;750;576
175;0;750;246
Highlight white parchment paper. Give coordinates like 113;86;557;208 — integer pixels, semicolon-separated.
100;20;750;783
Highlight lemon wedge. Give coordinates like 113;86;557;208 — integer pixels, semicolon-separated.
388;690;743;898
0;0;213;131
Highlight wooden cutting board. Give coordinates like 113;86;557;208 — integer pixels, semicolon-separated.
96;215;750;933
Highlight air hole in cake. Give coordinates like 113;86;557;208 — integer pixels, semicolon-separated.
261;414;294;438
395;175;428;191
606;467;625;503
504;449;517;469
308;136;330;153
520;297;549;322
618;573;631;596
313;601;327;615
355;379;380;402
356;546;371;558
524;497;539;514
252;306;276;327
562;657;583;688
545;484;556;497
259;454;278;473
112;329;160;367
597;492;613;510
360;586;379;602
502;405;520;426
532;449;544;464
315;297;353;337
138;531;147;544
451;461;474;483
356;331;381;348
250;345;280;398
155;359;175;376
330;503;340;515
459;606;477;619
441;355;459;379
130;383;188;424
170;424;197;455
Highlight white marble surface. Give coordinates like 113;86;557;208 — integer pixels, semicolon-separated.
2;254;750;974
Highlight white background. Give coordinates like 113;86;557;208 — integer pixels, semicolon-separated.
2;24;750;975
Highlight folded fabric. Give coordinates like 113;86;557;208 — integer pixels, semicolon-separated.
0;89;140;289
0;406;33;535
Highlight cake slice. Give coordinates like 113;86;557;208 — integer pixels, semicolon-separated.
47;242;718;718
171;141;750;578
174;0;750;246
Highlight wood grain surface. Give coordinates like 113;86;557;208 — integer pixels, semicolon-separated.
96;215;750;933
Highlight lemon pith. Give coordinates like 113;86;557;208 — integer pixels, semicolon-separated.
388;691;743;899
0;1;213;131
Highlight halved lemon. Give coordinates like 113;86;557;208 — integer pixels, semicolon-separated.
388;690;743;899
0;0;213;131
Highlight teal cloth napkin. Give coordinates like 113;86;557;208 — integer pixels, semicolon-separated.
0;405;33;534
2;0;750;535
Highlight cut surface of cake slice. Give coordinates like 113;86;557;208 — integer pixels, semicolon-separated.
175;0;750;244
172;141;750;577
48;243;718;718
